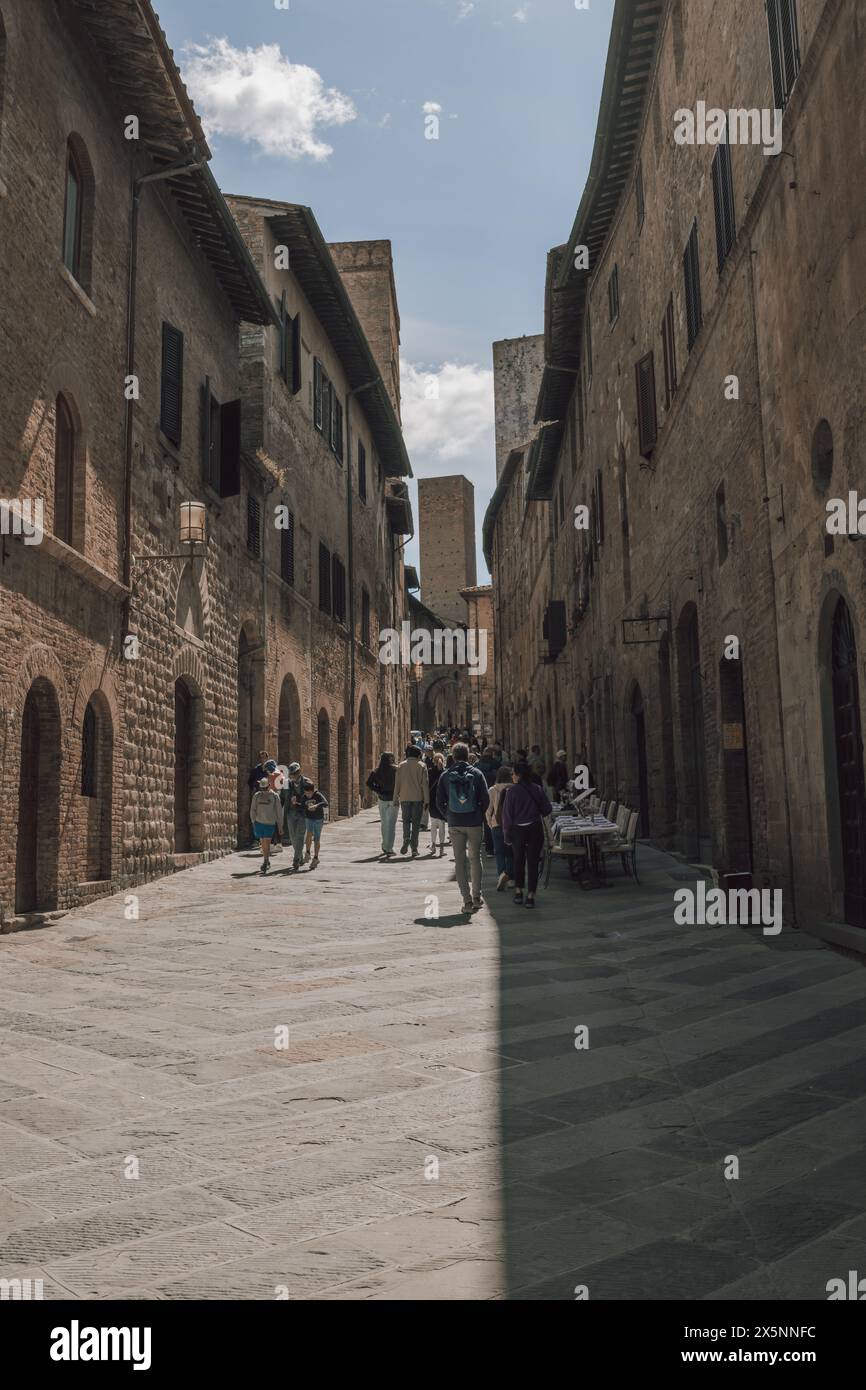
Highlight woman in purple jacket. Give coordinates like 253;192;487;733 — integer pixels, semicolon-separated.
501;761;552;908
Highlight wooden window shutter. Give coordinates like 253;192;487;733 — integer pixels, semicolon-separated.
246;493;261;557
683;220;702;350
712;141;736;274
779;0;801;103
314;359;323;431
160;323;184;447
332;556;346;622
318;542;331;613
595;469;604;545
661;294;677;409
281;510;295;585
219;399;241;498
767;0;800;110
278;291;289;383
332;393;343;460
201;376;216;490
635;352;658;458
291;313;302;395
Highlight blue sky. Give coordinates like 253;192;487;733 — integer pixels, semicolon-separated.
159;0;613;581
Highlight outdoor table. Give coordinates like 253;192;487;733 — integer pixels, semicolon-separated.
553;814;619;888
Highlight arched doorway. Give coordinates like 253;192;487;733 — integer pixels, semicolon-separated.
830;597;866;927
81;693;113;882
337;717;349;817
718;657;753;875
630;684;650;837
174;676;202;853
16;679;61;913
278;673;301;768
317;709;331;801
676;605;710;860
358;696;372;807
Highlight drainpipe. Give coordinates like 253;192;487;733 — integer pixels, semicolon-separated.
345;380;378;809
121;150;204;641
747;244;798;924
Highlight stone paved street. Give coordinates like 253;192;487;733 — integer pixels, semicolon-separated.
2;811;866;1301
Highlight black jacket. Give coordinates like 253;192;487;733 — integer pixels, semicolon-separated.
367;765;396;798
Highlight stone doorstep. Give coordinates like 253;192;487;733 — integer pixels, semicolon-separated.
172;853;209;870
0;909;67;935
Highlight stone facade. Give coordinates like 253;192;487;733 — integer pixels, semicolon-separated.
485;0;866;950
417;475;477;629
0;0;412;929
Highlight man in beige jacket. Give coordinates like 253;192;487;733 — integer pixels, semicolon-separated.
392;744;429;858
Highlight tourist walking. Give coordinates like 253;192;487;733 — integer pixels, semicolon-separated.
436;742;490;914
281;762;310;872
549;749;569;802
302;783;328;868
486;764;515;891
392;744;429;858
501;761;552;909
249;778;283;875
367;752;398;857
426;749;447;855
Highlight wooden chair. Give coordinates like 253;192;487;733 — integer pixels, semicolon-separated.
599;811;640;880
616;804;630;835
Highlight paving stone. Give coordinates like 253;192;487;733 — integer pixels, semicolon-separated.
1;817;864;1300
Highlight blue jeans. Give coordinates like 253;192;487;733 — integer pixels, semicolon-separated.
378;797;398;852
492;826;513;878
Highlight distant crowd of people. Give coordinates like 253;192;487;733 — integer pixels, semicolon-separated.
366;730;588;915
246;730;589;914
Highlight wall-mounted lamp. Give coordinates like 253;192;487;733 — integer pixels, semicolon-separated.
133;501;208;566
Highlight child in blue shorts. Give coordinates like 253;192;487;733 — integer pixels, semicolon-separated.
303;784;329;869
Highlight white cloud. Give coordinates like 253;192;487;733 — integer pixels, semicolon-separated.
379;113;392;128
513;7;528;21
181;38;356;161
401;360;494;466
422;100;442;115
457;1;475;18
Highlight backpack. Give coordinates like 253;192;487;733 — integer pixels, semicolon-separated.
448;765;480;815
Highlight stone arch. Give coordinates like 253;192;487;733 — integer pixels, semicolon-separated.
52;389;86;552
317;708;331;801
15;676;62;914
337;716;349;817
818;587;866;927
358;693;373;807
79;688;114;882
277;670;302;767
656;632;677;845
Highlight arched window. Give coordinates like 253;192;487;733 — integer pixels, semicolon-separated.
63;142;84;281
54;394;75;545
81;700;97;797
62;136;94;291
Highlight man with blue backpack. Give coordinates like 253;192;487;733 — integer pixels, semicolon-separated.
436;742;490;915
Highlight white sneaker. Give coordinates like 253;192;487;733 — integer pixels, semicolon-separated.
496;872;508;891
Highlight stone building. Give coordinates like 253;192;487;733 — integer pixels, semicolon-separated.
485;0;866;950
224;198;414;829
0;0;412;928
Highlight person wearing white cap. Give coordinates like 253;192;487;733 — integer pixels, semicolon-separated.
250;778;283;875
280;762;309;871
